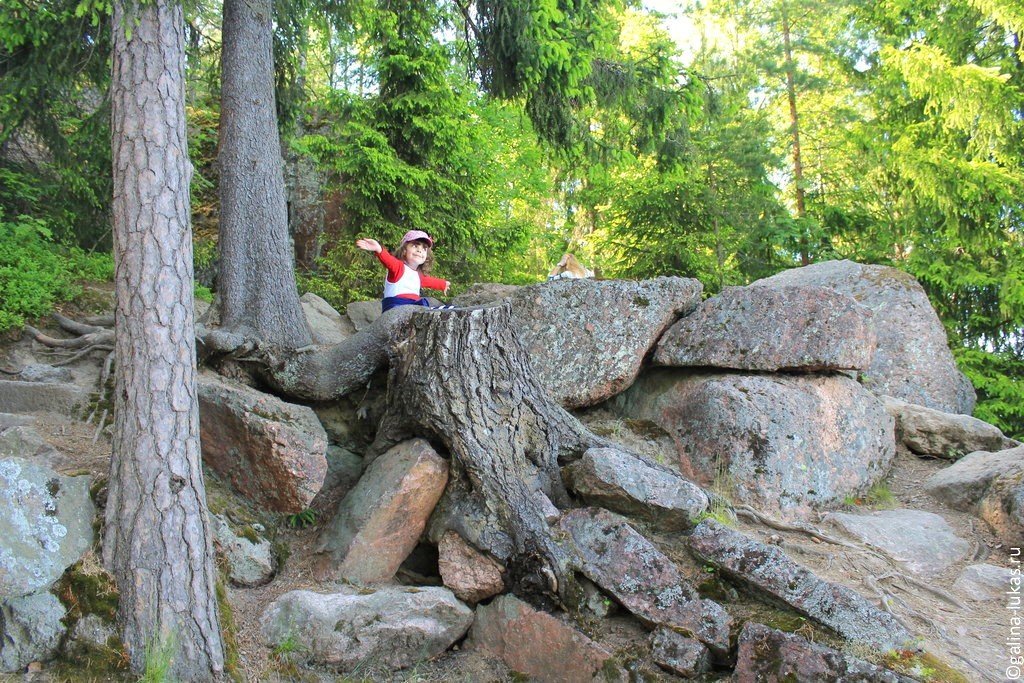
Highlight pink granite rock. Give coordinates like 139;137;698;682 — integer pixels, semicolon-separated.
315;439;448;584
437;531;504;605
198;374;327;513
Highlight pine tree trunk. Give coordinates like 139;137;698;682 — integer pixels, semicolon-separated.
371;305;603;602
218;0;311;348
107;1;225;677
781;2;809;266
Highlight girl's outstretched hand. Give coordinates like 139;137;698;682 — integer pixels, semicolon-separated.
355;238;382;253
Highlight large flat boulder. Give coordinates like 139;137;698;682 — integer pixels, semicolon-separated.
261;587;472;673
198;374;328;513
0;380;89;417
507;277;703;408
562;446;708;530
752;260;975;414
316;439;448;584
615;370;895;518
558;507;731;656
884;396;1017;459
826;509;970;577
466;594;617;683
655;285;876;372
688;519;914;651
0;458;94;600
733;623;913;683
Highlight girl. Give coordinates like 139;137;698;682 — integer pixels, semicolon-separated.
356;230;452;312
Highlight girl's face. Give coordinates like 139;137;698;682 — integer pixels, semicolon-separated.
404;240;430;268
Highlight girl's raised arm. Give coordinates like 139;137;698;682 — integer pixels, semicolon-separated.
355;238;382;253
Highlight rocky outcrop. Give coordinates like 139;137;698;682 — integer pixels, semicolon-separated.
0;380;89;417
506;277;703;408
316;439;448;584
752;260;975;414
261;587;472;673
562;446;708;530
451;283;521;307
616;370;895;518
437;531;504;605
0;425;68;470
558;508;731;656
826;509;970;577
0;591;66;672
884;396;1016;459
655;285;876;372
0;458;94;599
300;292;355;344
924;446;1024;544
955;563;1015;602
466;594;617;683
733;623;913;683
688;520;914;651
197;374;328;513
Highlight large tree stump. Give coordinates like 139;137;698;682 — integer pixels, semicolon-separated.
369;304;605;603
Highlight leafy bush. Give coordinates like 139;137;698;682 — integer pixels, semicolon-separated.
0;211;113;332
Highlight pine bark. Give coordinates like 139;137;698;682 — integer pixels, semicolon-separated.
370;305;603;602
107;0;225;678
217;0;311;348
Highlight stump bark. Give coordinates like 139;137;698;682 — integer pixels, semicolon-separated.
369;304;605;603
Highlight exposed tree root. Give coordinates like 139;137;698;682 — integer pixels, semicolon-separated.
734;505;859;548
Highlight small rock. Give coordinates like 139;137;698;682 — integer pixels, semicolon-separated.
17;364;74;384
925;447;1024;543
437;531;504;605
649;628;710;678
884;396;1016;459
0;425;67;470
466;594;618;683
827;509;970;577
301;292;355;344
213;515;277;588
345;300;382;331
261;587;472;673
0;380;89;417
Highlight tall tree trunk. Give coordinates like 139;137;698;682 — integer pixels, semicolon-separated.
218;0;311;348
370;305;604;604
107;0;225;678
781;2;809;266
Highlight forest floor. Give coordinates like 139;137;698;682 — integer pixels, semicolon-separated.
0;310;1012;682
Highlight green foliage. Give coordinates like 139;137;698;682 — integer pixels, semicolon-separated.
140;631;177;683
954;347;1024;440
0;211;113;332
286;508;318;528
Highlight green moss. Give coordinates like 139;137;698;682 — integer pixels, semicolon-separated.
216;576;244;683
55;560;120;626
882;650;970;682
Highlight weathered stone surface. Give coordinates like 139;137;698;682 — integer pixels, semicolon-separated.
198;374;328;513
507;277;703;408
649;628;710;678
213;515;277;588
0;591;66;672
688;520;913;651
0;380;88;417
562;447;708;529
827;509;969;577
884;396;1017;459
427;485;515;563
261;587;472;672
655;285;876;372
0;425;67;470
925;446;1024;544
66;613;118;654
18;364;74;384
300;292;355;344
925;446;1024;510
308;445;363;516
734;623;913;683
954;563;1014;602
451;282;522;307
437;531;504;605
316;439;448;584
0;414;35;429
0;459;94;600
558;507;731;656
752;260;975;414
466;594;616;683
615;370;895;518
345;300;382;331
